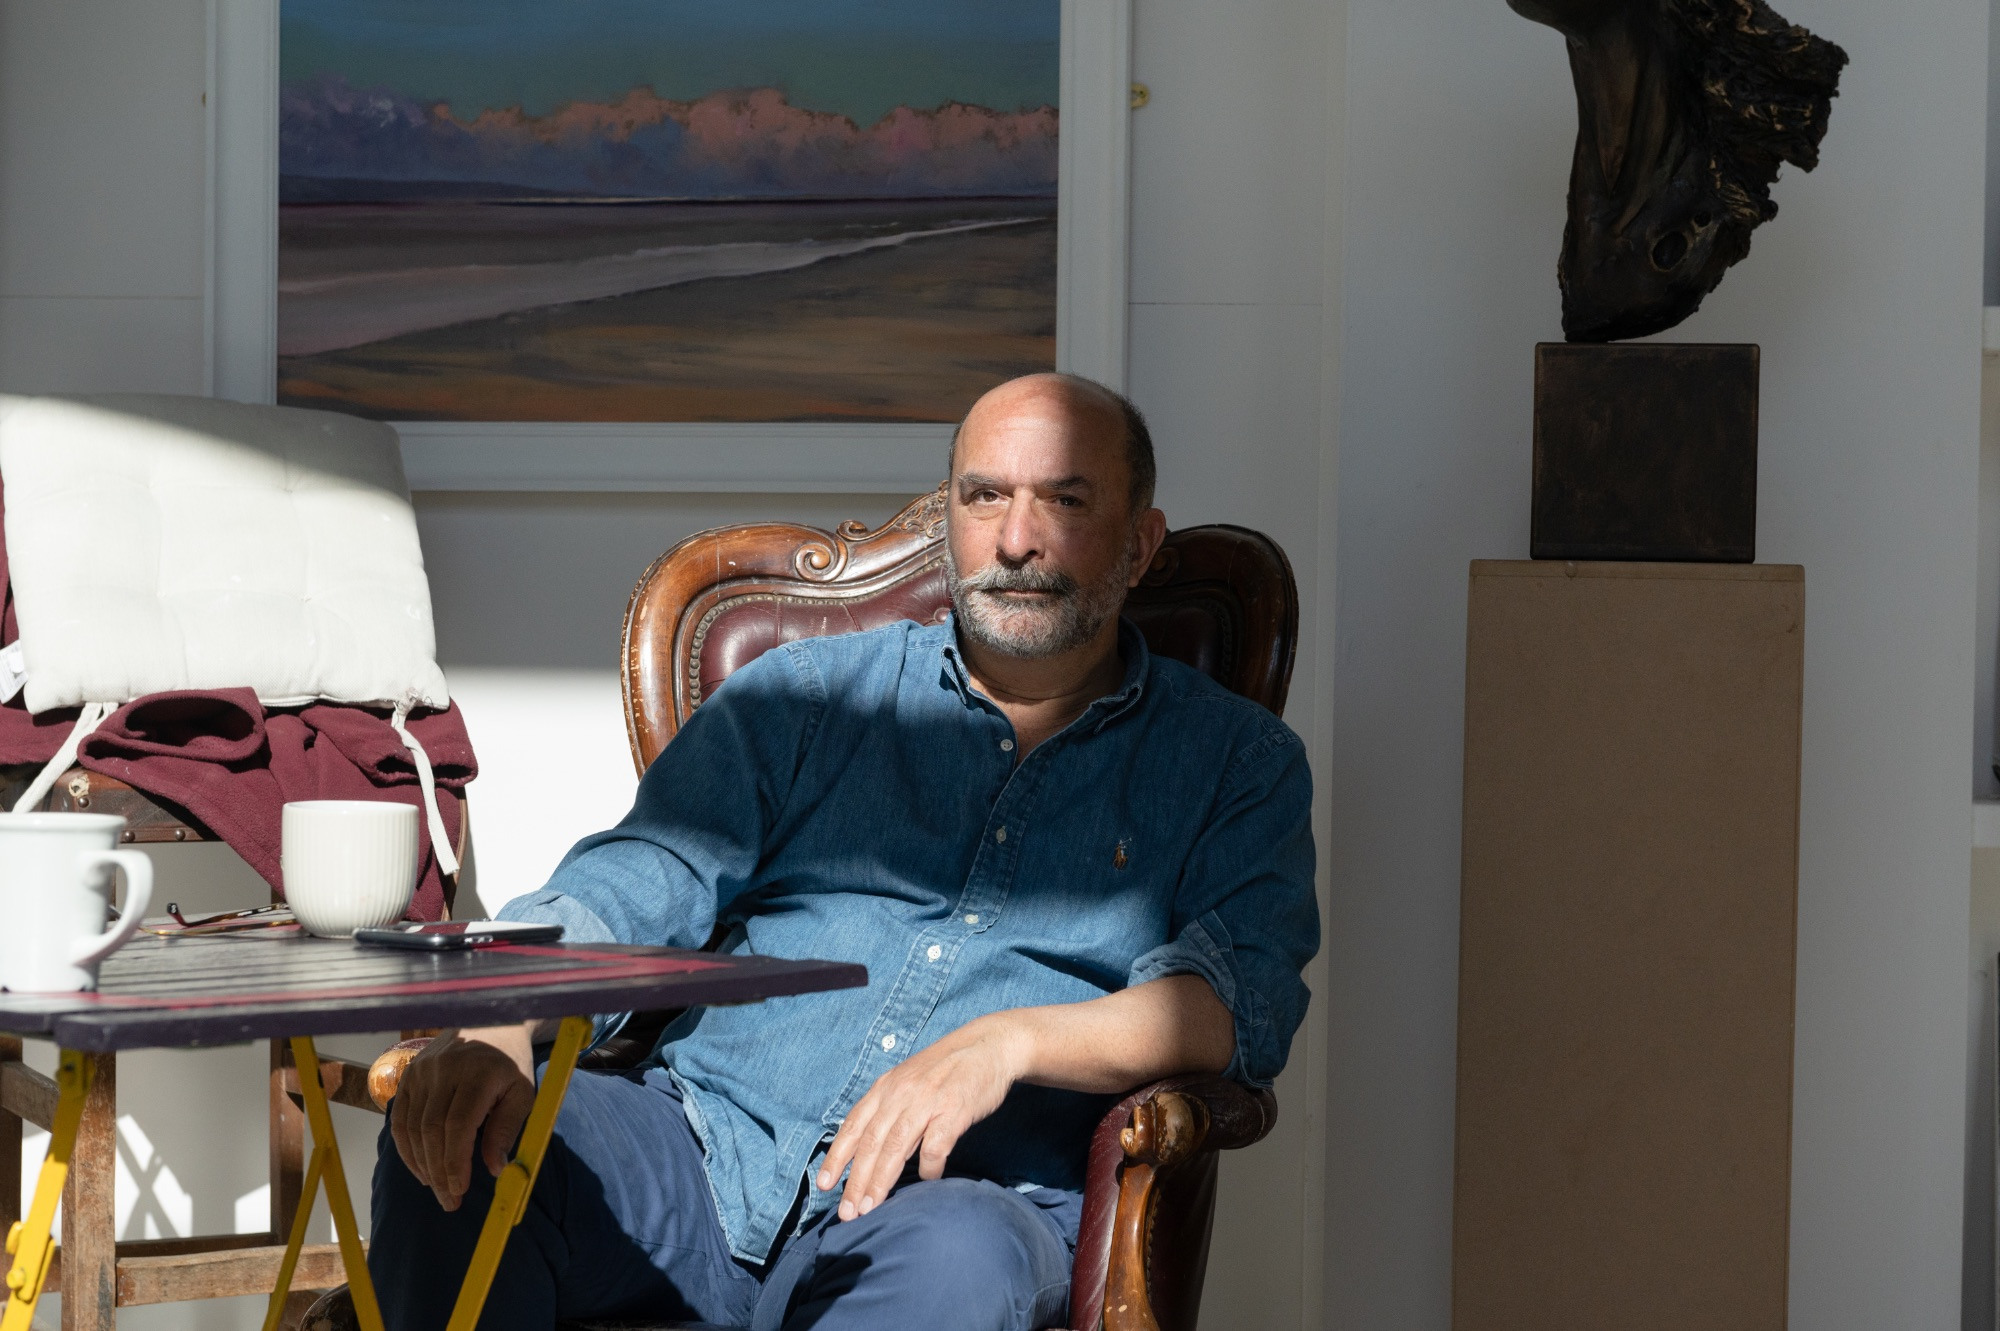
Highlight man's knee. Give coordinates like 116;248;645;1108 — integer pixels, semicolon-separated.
372;1063;606;1219
372;1100;495;1229
872;1179;1048;1269
796;1178;1069;1327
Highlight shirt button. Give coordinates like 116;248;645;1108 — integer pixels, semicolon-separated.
926;944;942;962
964;913;980;926
881;1034;897;1051
1000;738;1015;752
995;827;1008;843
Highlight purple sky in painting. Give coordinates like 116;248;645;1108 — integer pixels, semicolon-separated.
281;76;1058;202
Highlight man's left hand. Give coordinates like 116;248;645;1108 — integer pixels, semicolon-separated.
814;976;1234;1222
816;1013;1027;1222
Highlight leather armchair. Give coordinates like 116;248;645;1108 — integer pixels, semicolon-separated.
369;489;1299;1331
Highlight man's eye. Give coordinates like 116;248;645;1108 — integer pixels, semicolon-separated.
1054;495;1082;508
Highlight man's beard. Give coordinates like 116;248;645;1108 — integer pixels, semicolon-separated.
944;543;1134;660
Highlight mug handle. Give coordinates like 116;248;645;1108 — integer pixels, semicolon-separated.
68;849;155;969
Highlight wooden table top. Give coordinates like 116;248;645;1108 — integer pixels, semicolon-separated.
0;932;866;1051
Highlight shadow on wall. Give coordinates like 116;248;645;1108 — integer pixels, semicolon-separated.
415;493;914;671
413;492;912;913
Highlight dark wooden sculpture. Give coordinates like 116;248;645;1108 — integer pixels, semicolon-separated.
1511;0;1846;342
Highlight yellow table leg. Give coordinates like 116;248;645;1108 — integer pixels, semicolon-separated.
259;1145;326;1331
261;1037;385;1331
444;1016;592;1331
1;1050;92;1331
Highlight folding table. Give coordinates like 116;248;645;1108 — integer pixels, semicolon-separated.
0;933;865;1331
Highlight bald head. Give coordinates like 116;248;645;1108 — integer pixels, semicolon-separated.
950;373;1155;515
942;373;1168;662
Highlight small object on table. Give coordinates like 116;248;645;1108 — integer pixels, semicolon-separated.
281;801;421;938
0;933;864;1331
148;903;298;936
353;921;563;951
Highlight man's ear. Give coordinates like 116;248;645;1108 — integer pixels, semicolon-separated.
1126;507;1169;588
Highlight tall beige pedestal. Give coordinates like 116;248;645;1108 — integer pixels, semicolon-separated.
1453;561;1803;1331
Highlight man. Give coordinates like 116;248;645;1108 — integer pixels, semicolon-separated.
370;373;1319;1331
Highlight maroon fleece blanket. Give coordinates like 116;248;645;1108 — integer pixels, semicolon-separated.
0;478;475;920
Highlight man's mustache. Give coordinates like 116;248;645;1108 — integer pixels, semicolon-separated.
956;563;1079;598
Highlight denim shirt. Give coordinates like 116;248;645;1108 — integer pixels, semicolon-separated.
499;617;1319;1264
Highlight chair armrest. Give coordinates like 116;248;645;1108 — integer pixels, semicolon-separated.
364;1008;679;1110
367;1039;433;1110
282;1056;387;1115
1145;1074;1277;1153
1070;1076;1278;1331
576;1008;679;1071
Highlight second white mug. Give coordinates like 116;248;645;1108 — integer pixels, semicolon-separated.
281;801;420;938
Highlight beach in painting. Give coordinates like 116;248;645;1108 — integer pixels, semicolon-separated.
277;196;1055;422
276;0;1061;423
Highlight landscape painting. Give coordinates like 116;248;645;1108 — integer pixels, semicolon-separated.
276;0;1060;423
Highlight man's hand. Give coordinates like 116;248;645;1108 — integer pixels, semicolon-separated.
816;1015;1028;1221
387;1023;537;1212
814;975;1235;1222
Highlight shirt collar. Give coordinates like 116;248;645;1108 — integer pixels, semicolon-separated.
935;614;1151;731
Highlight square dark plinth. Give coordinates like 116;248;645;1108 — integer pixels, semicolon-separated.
1531;342;1759;562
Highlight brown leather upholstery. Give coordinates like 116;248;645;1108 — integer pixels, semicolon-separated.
622;485;1298;771
354;490;1299;1329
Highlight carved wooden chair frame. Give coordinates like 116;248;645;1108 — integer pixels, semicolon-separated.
615;488;1296;1331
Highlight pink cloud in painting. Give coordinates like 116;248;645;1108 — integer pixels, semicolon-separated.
282;78;1058;201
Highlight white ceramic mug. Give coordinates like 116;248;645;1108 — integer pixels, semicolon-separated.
281;801;420;938
0;812;155;992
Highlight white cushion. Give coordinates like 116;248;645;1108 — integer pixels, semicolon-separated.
0;393;448;714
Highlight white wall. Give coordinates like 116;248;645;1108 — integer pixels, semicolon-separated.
0;1;1337;1327
1126;3;1333;1321
0;0;209;393
1330;4;1987;1330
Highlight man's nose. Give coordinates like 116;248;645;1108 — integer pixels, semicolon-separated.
995;494;1043;563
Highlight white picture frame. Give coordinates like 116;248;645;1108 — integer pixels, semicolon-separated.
207;0;1131;493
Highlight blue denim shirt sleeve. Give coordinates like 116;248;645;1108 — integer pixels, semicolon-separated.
495;643;825;1040
494;889;630;1042
1125;721;1318;1087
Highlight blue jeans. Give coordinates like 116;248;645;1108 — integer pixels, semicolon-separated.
369;1068;1079;1331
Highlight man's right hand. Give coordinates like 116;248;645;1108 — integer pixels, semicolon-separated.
386;1023;537;1212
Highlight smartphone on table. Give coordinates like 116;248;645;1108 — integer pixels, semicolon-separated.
352;920;564;950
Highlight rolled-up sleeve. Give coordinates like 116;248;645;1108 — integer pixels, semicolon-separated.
1125;722;1318;1087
